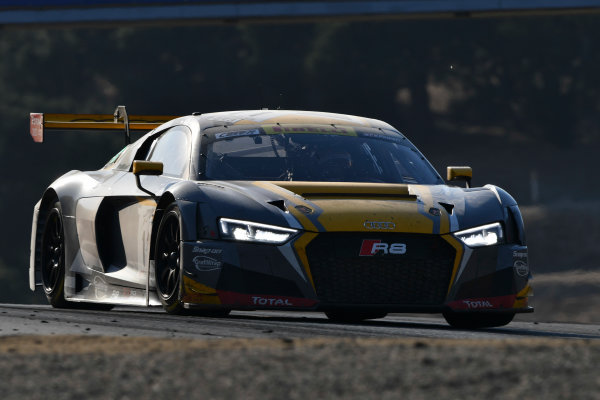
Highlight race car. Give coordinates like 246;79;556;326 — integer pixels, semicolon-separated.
28;106;532;328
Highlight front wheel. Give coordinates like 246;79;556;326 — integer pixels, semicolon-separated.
443;311;515;329
41;202;70;308
154;203;185;314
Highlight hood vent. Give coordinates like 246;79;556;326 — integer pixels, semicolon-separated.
438;202;454;214
267;199;287;212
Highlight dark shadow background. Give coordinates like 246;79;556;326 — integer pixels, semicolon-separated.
1;15;599;303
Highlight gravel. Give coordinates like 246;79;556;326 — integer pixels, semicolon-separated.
1;336;598;400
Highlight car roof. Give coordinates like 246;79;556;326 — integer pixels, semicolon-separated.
193;109;397;131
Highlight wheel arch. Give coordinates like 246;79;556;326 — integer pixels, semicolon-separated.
31;188;60;290
149;192;177;263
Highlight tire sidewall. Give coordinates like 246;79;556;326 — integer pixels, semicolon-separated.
41;201;68;307
154;203;185;314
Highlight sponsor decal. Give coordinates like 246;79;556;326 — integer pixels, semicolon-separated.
512;250;529;277
263;124;356;136
192;246;223;255
215;129;260;140
358;131;405;143
120;288;138;298
447;295;518;310
93;276;108;300
216;291;318;308
193;255;222;272
428;207;441;217
295;205;313;214
463;300;493;309
514;260;529;277
363;220;395;230
513;250;528;258
359;239;407;256
251;296;293;306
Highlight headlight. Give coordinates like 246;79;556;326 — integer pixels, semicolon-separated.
454;222;504;248
218;218;298;244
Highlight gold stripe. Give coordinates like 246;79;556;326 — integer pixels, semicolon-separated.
513;283;533;308
252;181;319;290
135;197;157;207
516;284;533;298
181;276;222;305
439;206;450;233
292;232;318;290
442;234;464;296
408;185;451;234
257;181;433;233
314;199;433;232
513;284;533;308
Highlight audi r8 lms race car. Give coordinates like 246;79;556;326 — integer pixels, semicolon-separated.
28;107;532;328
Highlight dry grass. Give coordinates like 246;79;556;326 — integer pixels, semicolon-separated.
517;269;600;324
1;334;598;355
521;202;600;273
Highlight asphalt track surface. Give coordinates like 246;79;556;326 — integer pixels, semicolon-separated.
1;303;599;340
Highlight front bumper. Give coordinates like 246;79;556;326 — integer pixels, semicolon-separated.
178;233;532;314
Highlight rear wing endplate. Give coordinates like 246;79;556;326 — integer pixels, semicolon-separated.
30;105;179;144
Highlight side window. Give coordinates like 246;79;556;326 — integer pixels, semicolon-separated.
146;126;191;178
115;145;138;171
103;146;128;169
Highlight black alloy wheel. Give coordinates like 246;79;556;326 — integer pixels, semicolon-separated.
41;202;69;308
155;204;185;314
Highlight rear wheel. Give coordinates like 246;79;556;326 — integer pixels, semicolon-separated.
443;311;515;329
41;202;115;311
41;202;69;308
155;203;185;314
325;310;387;323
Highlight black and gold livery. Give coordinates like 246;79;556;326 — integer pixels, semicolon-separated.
29;109;532;328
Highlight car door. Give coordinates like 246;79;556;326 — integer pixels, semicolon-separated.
76;126;192;289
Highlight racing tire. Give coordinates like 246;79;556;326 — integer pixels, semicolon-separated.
41;202;71;308
443;311;515;329
154;203;186;314
325;311;388;323
41;202;115;311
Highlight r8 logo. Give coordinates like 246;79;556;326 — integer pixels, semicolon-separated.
359;239;407;256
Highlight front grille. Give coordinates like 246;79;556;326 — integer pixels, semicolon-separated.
306;233;456;306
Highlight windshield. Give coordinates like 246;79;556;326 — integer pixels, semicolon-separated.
202;127;442;184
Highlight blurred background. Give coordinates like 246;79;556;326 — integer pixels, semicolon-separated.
1;4;599;321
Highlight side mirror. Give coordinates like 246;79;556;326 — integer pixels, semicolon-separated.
133;160;163;176
447;166;472;188
132;161;163;197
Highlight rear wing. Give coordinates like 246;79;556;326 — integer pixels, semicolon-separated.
29;105;179;144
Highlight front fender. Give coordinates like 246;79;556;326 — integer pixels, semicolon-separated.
29;200;41;291
166;181;294;241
